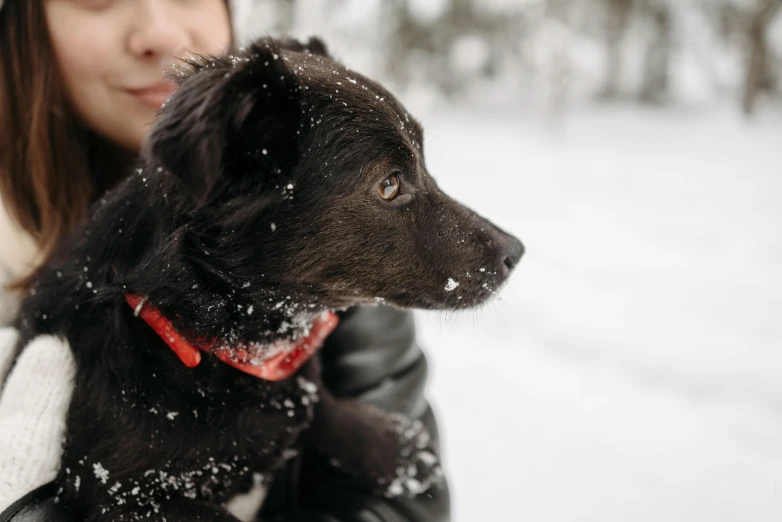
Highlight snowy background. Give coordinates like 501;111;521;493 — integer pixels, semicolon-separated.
233;1;782;520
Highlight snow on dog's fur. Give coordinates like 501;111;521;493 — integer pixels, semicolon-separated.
12;37;523;521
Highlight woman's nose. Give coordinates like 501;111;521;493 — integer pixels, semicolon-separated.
126;1;191;63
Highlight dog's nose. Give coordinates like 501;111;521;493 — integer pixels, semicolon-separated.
502;235;524;272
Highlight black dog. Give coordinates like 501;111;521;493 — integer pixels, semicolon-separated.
13;37;523;521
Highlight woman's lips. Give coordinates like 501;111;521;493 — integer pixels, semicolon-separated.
128;82;177;109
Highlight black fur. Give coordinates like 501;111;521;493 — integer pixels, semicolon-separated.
14;37;523;521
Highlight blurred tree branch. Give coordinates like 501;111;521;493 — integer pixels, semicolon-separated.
743;0;782;114
601;0;633;98
638;0;672;104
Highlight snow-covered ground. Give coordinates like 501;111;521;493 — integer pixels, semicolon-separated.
415;107;782;522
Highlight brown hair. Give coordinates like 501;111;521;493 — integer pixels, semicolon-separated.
0;0;232;290
0;0;131;290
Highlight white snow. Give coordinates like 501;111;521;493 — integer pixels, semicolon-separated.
416;107;782;522
297;376;318;395
444;278;460;292
92;463;109;484
225;473;268;522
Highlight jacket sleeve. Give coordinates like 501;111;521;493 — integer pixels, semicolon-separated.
0;483;70;522
266;305;451;522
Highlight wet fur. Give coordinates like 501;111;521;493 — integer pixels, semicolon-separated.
13;37;522;521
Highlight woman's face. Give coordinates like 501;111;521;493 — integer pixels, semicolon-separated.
46;0;232;152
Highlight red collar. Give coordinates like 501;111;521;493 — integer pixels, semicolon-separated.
125;294;338;381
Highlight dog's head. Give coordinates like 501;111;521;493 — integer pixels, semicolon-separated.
143;37;523;313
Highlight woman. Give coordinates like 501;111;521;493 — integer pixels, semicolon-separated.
0;1;450;520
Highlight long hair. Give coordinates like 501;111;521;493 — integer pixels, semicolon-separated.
0;0;232;291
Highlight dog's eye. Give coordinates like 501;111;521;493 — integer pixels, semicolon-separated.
377;173;400;200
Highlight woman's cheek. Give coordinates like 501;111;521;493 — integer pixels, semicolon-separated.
190;3;233;56
47;6;119;97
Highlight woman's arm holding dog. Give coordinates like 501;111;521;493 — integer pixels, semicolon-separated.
263;305;451;522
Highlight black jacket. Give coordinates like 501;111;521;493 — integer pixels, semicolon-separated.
0;305;450;522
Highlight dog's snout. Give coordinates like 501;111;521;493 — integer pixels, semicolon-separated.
501;234;524;273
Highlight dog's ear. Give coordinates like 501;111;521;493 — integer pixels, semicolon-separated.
143;39;301;206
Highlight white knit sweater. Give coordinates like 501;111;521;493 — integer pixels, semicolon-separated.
0;196;77;512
